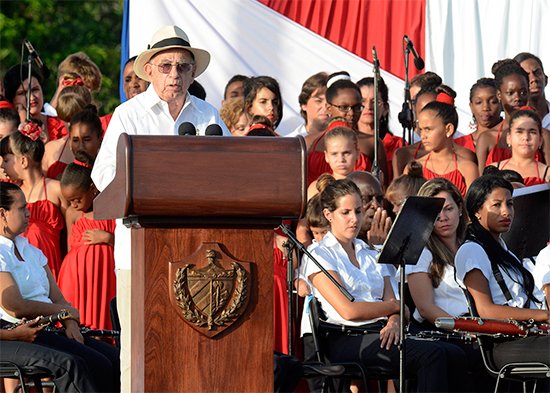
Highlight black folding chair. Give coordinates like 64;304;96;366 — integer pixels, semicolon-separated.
463;289;550;393
0;361;55;393
306;297;412;393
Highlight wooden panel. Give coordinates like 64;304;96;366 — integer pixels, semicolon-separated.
95;134;307;220
131;227;273;392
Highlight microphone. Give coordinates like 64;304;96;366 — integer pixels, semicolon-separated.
178;122;196;136
404;36;425;70
24;39;50;79
205;124;223;136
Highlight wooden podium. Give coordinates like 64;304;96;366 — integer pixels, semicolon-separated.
94;134;307;392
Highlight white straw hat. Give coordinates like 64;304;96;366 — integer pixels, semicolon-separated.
134;25;211;82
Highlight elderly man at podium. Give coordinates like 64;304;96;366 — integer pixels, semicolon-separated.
92;25;230;392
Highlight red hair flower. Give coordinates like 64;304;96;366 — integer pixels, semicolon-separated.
18;122;43;141
63;77;84;87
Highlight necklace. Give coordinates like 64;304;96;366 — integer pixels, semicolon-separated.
430;152;454;175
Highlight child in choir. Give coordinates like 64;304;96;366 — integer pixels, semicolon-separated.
244;76;283;133
415;86;479;196
42;84;93;179
489;107;549;186
357;76;402;183
57;151;115;331
0;124;68;278
385;161;426;215
0;104;20;182
67;109;103;159
454;78;502;153
476;59;549;172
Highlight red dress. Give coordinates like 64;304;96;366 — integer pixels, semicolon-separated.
274;237;289;354
46;138;69;180
498;159;549;187
383;133;406;183
100;114;113;137
307;130;372;185
58;214;116;330
47;116;67;141
423;153;467;196
454;134;475;152
21;178;64;279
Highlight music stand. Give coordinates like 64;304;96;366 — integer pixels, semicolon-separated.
376;196;444;392
502;183;550;261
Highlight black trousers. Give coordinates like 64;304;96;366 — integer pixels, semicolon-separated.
328;329;470;393
0;340;97;392
274;351;304;393
33;331;120;393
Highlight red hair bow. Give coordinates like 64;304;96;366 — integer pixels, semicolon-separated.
436;92;455;106
0;101;16;109
327;120;351;131
18;122;42;141
63;77;84;87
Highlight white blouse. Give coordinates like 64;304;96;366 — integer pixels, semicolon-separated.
455;239;539;309
0;235;52;323
534;244;550;292
304;231;390;327
406;248;468;322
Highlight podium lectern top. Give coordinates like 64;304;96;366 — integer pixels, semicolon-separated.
94;134;307;220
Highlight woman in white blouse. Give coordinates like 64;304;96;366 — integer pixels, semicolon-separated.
407;178;493;391
0;182;119;392
455;175;550;370
304;178;468;392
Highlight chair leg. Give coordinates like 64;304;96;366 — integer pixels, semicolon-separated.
494;377;500;393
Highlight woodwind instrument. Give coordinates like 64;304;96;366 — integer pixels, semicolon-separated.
435;316;550;338
3;309;71;330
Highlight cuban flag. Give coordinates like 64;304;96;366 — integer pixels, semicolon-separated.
121;0;549;138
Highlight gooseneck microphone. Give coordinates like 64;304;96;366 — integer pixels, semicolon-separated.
205;124;223;136
24;39;50;79
404;35;425;70
178;122;196;136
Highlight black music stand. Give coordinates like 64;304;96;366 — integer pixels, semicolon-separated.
502;183;550;261
376;196;444;392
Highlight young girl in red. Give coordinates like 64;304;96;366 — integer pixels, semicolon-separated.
57;151;116;330
489;107;550;186
0;124;68;278
416;86;479;196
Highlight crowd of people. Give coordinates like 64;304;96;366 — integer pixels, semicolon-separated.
0;23;549;392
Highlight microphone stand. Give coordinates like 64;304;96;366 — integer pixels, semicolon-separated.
371;46;381;182
397;37;414;145
283;238;297;356
25;53;34;122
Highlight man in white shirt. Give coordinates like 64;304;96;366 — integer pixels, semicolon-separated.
91;25;230;392
514;52;550;128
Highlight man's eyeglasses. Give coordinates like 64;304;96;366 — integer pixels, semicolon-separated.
363;194;384;207
327;102;364;113
151;62;194;74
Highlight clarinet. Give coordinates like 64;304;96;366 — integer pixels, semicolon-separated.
435;316;550;338
43;326;120;338
3;310;71;329
408;330;476;343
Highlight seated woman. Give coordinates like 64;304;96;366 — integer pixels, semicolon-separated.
0;316;97;392
303;178;469;392
0;182;119;393
406;178;494;391
455;175;550;371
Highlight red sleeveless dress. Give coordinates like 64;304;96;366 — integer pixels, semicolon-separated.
273;237;289;354
486;122;543;166
21;178;64;279
383;133;406;183
46;138;69;180
454;134;475;152
46;116;67;141
423;154;467;196
499;159;549;187
307;130;372;185
58;214;116;330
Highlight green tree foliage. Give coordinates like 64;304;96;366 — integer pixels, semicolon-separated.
0;0;123;115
